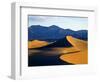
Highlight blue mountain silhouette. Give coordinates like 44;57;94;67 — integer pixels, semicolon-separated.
28;25;88;41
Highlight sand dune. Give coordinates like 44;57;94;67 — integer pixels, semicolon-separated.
60;36;88;64
60;50;88;64
52;47;80;55
28;36;88;64
66;36;87;51
28;40;48;49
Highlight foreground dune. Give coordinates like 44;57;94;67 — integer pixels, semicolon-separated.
28;40;48;49
60;50;88;64
60;36;88;64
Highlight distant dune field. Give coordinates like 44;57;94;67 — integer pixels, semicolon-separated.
28;40;48;49
60;36;88;64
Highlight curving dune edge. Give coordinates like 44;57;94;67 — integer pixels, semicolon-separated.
60;36;88;64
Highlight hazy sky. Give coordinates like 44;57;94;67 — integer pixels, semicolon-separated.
28;15;88;31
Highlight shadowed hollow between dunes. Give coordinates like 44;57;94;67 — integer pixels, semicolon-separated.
28;36;88;66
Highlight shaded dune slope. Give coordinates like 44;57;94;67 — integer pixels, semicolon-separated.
30;36;72;50
28;36;88;66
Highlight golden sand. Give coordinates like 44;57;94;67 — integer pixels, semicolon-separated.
52;47;80;54
60;36;88;64
60;50;88;64
28;36;88;64
28;40;48;49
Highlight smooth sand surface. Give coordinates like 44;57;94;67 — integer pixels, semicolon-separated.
60;36;88;64
52;47;80;54
60;50;88;64
28;40;48;49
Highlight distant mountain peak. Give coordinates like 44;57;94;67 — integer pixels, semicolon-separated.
49;25;63;30
30;25;44;27
30;25;62;29
28;25;88;41
65;29;74;32
50;25;59;27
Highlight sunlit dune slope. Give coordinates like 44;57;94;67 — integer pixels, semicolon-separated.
52;47;79;54
28;40;48;49
60;36;88;64
67;36;87;51
60;50;88;64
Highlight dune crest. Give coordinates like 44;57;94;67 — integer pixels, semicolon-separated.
66;36;87;51
60;36;88;64
28;40;48;49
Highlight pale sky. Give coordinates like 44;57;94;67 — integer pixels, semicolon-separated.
28;15;88;31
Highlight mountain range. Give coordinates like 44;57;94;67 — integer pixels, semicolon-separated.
28;25;88;42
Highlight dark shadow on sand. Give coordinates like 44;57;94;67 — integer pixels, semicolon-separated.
28;50;73;66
